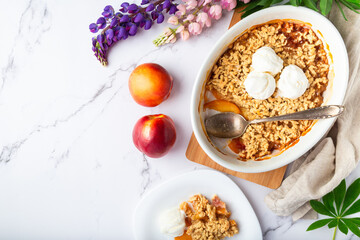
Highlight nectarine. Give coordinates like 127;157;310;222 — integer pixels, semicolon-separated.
204;100;241;114
133;114;176;158
129;63;173;107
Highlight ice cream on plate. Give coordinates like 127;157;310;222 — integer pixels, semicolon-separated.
251;46;283;75
244;71;276;100
159;207;186;237
277;64;310;99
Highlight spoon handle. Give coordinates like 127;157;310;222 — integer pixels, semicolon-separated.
249;105;344;125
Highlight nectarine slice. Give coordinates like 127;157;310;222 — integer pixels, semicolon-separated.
204;100;241;114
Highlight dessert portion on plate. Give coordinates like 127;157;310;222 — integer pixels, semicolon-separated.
204;20;330;160
159;194;239;240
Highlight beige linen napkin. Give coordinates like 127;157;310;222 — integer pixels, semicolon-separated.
264;6;360;221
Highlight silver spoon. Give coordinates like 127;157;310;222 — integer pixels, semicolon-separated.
205;105;344;138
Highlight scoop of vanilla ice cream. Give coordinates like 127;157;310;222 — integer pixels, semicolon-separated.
159;207;186;237
251;46;283;75
277;64;310;99
244;71;276;100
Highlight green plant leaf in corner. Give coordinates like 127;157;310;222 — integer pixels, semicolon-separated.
310;200;336;217
241;5;264;18
271;0;284;5
303;0;319;11
341;178;360;214
344;217;360;226
342;199;360;216
240;0;260;12
338;0;360;13
333;179;346;213
323;191;337;215
308;178;360;237
343;219;360;237
335;0;349;21
328;219;338;228
236;0;247;8
307;218;333;231
320;0;334;15
338;219;349;234
346;0;360;9
290;0;301;6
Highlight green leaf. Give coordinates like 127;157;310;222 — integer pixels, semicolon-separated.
346;0;360;9
240;0;261;12
303;0;320;10
241;5;264;18
341;178;360;214
343;199;360;216
328;219;338;228
319;0;334;15
338;0;360;13
343;219;360;237
343;218;360;226
335;0;348;20
307;219;333;231
271;0;284;5
258;0;272;6
323;191;337;215
290;0;301;6
310;200;335;217
347;0;360;3
334;179;346;213
348;2;360;10
338;219;349;234
236;0;247;8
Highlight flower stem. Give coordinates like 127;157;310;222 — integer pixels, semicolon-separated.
332;226;337;240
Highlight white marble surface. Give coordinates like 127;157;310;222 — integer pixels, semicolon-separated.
1;0;359;239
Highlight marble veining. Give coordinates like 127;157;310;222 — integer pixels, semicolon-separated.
1;0;51;92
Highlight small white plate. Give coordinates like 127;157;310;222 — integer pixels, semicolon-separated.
133;170;262;240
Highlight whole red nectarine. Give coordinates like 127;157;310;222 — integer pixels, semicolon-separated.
133;114;176;158
129;63;173;107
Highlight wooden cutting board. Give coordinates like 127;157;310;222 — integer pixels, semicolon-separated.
185;10;287;189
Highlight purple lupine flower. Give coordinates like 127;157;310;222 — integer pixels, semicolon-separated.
163;0;171;9
144;20;152;30
97;17;106;29
129;24;138;36
169;5;177;14
128;4;139;13
134;13;144;23
120;2;129;12
157;4;163;11
117;27;128;39
89;23;98;33
110;18;119;28
97;34;105;50
102;5;114;18
151;11;159;20
97;34;105;43
120;15;130;23
90;1;179;66
157;13;165;23
139;20;146;28
105;29;114;41
146;4;155;12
